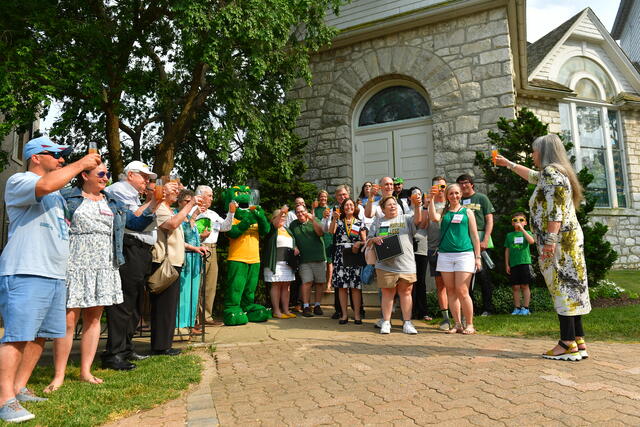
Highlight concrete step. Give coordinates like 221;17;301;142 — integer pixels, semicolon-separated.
320;282;379;307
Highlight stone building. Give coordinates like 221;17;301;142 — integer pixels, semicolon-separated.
289;0;640;269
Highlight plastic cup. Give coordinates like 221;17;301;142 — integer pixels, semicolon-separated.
88;141;98;154
154;179;164;201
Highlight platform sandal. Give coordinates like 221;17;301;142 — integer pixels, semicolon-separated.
575;337;589;359
542;340;582;361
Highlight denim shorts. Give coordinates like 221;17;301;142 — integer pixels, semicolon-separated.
0;275;67;343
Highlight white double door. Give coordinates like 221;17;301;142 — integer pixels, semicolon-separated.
353;123;434;192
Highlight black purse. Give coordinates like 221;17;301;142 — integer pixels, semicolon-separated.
342;246;367;267
285;248;300;271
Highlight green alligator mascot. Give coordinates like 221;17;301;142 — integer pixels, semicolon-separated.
222;185;271;325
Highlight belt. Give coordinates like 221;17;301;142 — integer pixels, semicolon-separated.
123;234;153;250
203;243;217;247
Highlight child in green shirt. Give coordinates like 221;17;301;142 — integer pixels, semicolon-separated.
504;212;535;315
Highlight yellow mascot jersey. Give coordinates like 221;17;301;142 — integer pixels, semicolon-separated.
227;218;260;264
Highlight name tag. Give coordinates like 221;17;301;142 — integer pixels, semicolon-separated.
451;214;464;224
514;236;524;244
99;208;114;217
462;199;470;205
351;224;360;233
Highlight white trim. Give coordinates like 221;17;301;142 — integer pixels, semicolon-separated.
601;106;618;208
569;73;606;101
549;50;622;94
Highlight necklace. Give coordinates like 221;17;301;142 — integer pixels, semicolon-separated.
345;216;354;236
82;191;103;201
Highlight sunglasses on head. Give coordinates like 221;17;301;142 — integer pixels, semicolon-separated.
96;171;111;179
512;218;526;223
38;151;64;159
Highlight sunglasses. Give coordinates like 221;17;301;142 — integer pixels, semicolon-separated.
512;218;526;223
38;151;64;160
96;171;112;179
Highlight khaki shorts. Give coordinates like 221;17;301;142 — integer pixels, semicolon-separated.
299;261;327;284
375;269;417;289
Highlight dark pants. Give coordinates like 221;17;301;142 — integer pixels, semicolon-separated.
150;264;182;351
474;255;493;313
290;274;301;307
104;237;153;360
412;254;428;318
558;315;584;341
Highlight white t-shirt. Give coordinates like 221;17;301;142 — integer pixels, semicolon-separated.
0;172;69;279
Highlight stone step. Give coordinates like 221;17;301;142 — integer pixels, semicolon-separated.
320;284;380;307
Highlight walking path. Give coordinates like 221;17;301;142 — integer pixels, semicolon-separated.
108;311;640;426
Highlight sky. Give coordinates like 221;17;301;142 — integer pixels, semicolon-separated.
42;0;625;132
527;0;621;42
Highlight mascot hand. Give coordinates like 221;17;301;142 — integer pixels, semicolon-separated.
253;206;267;219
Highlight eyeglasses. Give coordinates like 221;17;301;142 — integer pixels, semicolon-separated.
96;171;112;179
38;151;64;160
458;181;471;186
512;218;526;223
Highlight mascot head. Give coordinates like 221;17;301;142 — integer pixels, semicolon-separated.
223;185;252;209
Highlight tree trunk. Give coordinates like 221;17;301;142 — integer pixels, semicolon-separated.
105;106;124;179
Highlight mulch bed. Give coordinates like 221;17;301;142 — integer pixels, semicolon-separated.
591;296;640;308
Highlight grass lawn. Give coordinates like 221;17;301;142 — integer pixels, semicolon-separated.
462;304;640;343
607;269;640;294
11;352;202;427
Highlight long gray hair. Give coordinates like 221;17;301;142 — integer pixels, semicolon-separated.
532;134;583;206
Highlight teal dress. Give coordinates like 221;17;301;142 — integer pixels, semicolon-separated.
176;212;202;328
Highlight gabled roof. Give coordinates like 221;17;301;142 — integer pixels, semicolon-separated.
611;0;633;39
526;10;582;75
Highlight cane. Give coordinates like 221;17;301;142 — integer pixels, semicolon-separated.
199;250;212;343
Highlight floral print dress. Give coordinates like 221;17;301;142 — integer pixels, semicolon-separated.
332;218;366;289
528;165;591;316
66;198;123;308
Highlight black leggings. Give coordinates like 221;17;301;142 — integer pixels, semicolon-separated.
558;314;584;341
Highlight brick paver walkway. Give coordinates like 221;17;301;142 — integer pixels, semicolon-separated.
108;312;640;426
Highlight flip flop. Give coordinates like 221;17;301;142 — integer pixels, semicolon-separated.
43;383;62;394
462;325;476;335
80;376;104;385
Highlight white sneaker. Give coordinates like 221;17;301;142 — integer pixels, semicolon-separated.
403;321;418;334
380;320;391;334
374;318;383;329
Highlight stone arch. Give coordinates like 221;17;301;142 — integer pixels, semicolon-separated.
321;46;463;127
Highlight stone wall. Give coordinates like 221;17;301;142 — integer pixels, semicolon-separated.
516;96;561;133
289;7;517;192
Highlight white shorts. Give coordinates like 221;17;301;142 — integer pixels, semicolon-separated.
436;252;476;273
264;261;295;283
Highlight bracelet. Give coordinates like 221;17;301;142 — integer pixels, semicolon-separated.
543;232;560;245
508;161;517;170
475;256;481;259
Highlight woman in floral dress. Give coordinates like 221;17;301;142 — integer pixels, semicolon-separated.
328;198;367;324
497;134;590;361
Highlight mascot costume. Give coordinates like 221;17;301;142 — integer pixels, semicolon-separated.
222;185;271;325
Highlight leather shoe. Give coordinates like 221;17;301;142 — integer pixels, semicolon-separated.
331;312;341;319
102;357;136;371
151;348;182;356
127;352;149;361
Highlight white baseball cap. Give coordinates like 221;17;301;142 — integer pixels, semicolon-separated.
123;161;157;179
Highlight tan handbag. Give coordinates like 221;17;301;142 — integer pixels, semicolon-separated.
147;256;179;294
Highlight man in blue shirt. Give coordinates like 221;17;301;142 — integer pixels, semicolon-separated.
0;136;101;423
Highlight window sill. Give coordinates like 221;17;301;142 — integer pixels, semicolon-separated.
591;207;635;217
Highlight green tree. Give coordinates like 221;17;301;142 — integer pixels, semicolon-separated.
0;0;343;183
475;108;617;287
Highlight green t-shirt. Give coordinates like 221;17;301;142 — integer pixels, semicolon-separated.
461;192;494;232
438;208;474;253
289;219;326;263
504;231;533;267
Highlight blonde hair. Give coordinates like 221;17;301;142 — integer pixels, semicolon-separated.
532;134;583;206
440;183;462;222
317;189;328;199
270;209;283;226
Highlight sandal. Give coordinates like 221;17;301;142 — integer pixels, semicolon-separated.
43;383;62;394
542;340;582;361
423;315;433;321
80;375;104;385
462;325;476;335
446;324;463;334
576;337;589;359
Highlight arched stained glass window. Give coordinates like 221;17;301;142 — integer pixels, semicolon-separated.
575;78;601;100
358;86;430;127
557;56;614;99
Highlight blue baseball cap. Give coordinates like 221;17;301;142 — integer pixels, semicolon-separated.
23;136;72;160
